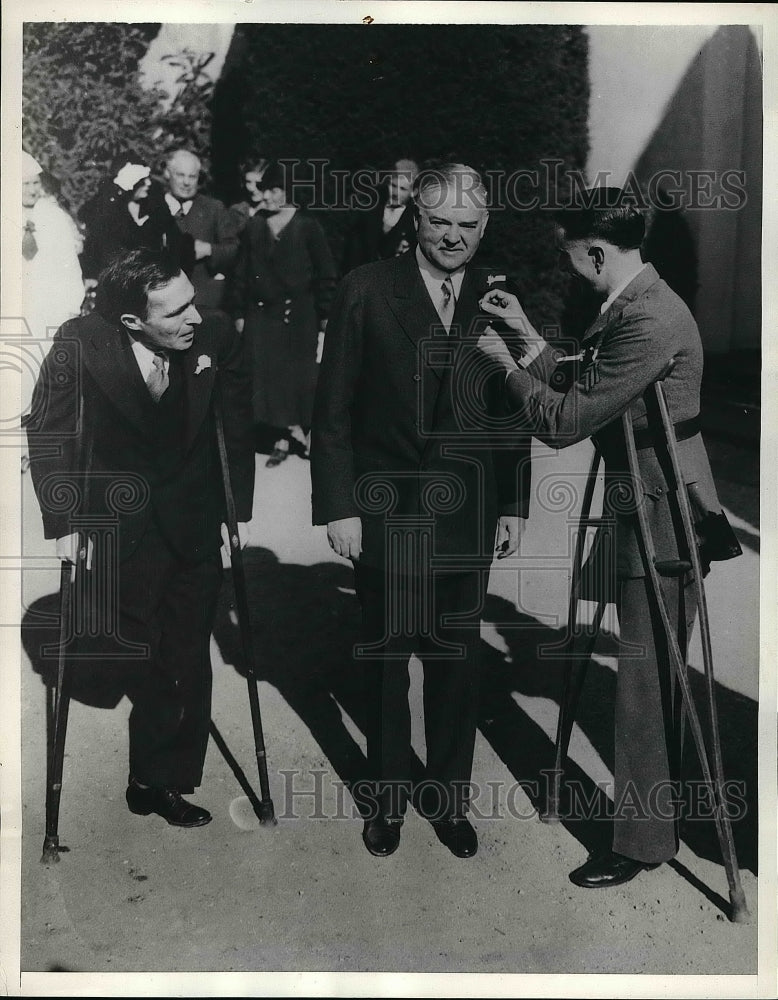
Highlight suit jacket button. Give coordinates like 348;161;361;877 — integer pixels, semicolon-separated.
413;374;421;381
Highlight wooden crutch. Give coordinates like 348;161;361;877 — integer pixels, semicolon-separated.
40;560;77;863
540;443;608;823
213;375;276;825
620;365;748;922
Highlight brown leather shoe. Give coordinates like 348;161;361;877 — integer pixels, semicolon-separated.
432;817;478;858
569;850;660;888
126;779;212;828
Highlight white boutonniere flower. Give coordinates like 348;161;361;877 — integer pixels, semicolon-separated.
194;354;212;375
487;274;507;286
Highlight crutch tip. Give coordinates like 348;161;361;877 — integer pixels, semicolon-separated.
730;891;751;924
256;801;277;827
40;838;67;864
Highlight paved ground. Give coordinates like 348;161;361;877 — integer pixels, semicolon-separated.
7;428;766;994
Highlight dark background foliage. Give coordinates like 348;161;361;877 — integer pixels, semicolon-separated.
23;21;591;334
212;23;590;334
22;23;214;215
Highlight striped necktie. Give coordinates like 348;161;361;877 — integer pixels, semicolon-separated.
146;352;169;402
440;277;455;330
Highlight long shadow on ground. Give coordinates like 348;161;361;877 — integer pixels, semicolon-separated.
22;548;757;883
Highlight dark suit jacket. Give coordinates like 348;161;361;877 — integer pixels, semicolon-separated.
311;253;529;572
172;194;240;310
505;263;723;580
26;310;254;564
341;199;417;273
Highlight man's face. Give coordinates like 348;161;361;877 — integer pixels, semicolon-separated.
387;172;413;208
126;272;202;352
23;176;42;208
414;185;488;272
165;154;200;201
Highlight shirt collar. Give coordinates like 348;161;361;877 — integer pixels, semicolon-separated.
165;192;194;216
126;333;168;379
600;263;648;314
415;245;466;299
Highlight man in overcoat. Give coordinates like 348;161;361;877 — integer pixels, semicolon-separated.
164;149;240;313
477;190;739;887
26;248;254;827
311;164;528;859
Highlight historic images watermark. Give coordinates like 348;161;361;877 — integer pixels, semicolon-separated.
276;768;748;824
271;159;749;213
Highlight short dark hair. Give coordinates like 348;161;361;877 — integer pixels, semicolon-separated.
95;248;182;326
259;160;287;193
554;187;645;250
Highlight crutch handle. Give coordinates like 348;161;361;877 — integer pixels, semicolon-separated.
654;558;692;577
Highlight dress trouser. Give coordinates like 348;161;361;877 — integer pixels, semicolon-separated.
354;564;485;822
612;573;697;863
117;518;223;792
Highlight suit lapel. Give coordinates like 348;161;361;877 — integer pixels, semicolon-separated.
80;313;216;450
180;194;205;235
385;253;450;381
80;316;157;436
181;330;216;451
582;263;662;343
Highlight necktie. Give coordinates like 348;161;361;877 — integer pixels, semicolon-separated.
146;352;169;402
440;277;455;330
22;220;38;260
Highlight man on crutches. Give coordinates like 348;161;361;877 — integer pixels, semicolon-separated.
26;247;255;837
476;190;743;896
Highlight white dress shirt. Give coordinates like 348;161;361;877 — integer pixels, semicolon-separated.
128;336;169;383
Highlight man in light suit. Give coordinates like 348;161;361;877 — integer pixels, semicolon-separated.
312;164;528;859
478;190;739;887
26;248;254;827
164;149;240;313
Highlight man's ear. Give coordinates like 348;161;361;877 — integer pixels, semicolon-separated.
121;312;144;333
588;244;605;273
480;210;490;239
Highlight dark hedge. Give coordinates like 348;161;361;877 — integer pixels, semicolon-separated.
212;23;590;335
23;23;215;217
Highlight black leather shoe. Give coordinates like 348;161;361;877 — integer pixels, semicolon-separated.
126;779;212;828
432;817;478;858
362;817;402;857
569;850;660;888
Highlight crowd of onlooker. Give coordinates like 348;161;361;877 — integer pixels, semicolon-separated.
21;148;420;466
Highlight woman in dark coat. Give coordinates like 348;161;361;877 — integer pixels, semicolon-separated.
229;161;338;465
229;158;268;235
80;156;189;284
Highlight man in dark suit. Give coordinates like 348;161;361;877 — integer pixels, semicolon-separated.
477;190;738;887
164;149;240;312
341;159;419;273
26;248;254;827
312;164;528;859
